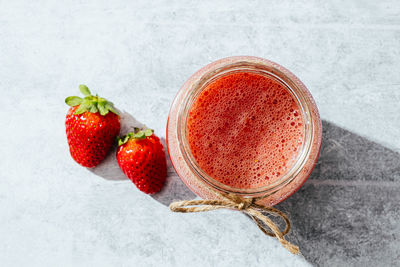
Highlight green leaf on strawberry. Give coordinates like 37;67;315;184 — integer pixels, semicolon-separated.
66;84;119;116
117;128;154;146
89;104;98;113
98;102;108;116
134;131;145;139
79;84;91;96
105;103;118;115
74;99;91;114
144;129;153;137
118;135;129;146
65;96;83;106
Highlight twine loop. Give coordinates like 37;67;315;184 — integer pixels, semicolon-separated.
169;192;299;254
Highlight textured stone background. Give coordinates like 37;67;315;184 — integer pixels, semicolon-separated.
0;1;399;266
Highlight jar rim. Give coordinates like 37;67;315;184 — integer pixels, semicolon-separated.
174;56;319;198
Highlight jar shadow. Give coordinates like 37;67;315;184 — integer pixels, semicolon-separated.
276;120;400;266
88;115;400;265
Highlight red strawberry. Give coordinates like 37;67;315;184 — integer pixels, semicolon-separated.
65;85;120;167
116;129;167;194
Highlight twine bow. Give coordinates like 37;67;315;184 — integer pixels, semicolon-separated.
169;193;299;254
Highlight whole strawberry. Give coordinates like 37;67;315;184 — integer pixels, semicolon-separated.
116;129;167;194
65;85;120;167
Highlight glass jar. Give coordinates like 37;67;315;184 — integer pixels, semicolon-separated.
167;56;322;206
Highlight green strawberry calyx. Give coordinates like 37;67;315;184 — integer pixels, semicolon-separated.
117;128;154;146
65;84;119;116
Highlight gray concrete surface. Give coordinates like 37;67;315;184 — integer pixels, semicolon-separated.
0;1;399;266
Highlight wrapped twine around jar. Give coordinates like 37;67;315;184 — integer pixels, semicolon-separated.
169;191;299;254
166;57;324;256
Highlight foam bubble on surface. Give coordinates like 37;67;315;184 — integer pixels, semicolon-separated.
187;72;305;189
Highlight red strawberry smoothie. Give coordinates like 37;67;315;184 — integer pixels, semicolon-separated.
186;72;304;189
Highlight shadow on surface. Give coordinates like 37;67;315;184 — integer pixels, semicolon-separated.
277;120;400;266
88;115;400;265
89;111;196;203
150;138;197;206
88;111;144;180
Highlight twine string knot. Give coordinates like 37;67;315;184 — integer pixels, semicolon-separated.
169;193;299;254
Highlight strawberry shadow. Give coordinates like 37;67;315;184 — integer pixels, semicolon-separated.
88;111;196;205
88;111;145;181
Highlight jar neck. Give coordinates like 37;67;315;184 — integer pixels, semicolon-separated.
176;58;315;198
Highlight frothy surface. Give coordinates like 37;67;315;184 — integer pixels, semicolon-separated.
187;72;305;189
